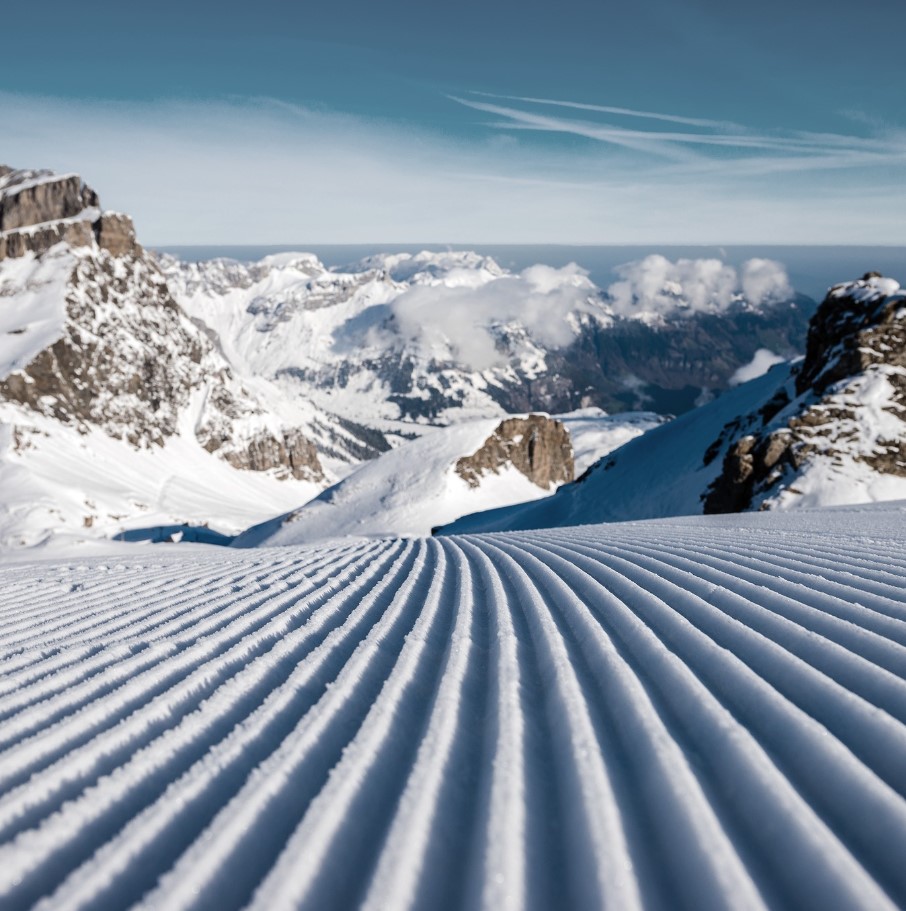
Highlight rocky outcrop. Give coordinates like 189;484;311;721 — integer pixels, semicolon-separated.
92;212;139;258
1;250;202;442
703;274;906;513
196;384;324;482
795;273;906;395
456;414;574;489
0;167;139;260
0;170;98;231
203;429;324;482
0;218;96;260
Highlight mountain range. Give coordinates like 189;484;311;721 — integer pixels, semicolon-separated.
444;273;906;534
1;163;896;551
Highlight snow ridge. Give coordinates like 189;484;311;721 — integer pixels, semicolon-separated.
0;513;905;909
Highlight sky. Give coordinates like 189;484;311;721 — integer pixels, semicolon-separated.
2;0;905;244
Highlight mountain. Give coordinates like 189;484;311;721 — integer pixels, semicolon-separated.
704;272;906;512
234;409;663;544
0;167;372;547
443;273;906;534
0;163;816;551
162;248;815;426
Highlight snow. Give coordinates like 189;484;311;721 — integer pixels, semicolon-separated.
837;276;901;302
557;407;664;474
0;246;74;378
160;252;623;430
234;418;543;545
234;410;662;545
0;505;904;908
446;323;906;534
761;366;906;511
0;400;323;555
445;363;795;534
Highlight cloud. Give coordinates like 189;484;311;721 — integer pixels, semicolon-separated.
389;263;595;370
607;255;792;317
469;92;741;130
452;93;906;175
740;258;793;306
1;91;904;244
730;349;787;385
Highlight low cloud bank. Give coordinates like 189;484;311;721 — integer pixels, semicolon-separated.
389;263;595;370
607;255;792;317
385;255;795;370
730;348;787;385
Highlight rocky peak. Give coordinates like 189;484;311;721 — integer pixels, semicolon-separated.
703;274;906;513
0;166;138;260
0;168;98;231
796;273;906;396
456;414;575;489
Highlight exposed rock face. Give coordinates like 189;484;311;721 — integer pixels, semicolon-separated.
456;414;575;489
0;167;139;260
206;430;324;482
0;171;98;231
0;252;200;443
704;274;906;513
92;212;139;258
796;273;906;395
0;219;96;260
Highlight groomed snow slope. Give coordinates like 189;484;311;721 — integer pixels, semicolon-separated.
2;507;906;909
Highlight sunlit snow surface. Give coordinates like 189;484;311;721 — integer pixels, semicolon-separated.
1;505;906;909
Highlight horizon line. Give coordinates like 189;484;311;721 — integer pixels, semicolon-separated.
151;242;906;250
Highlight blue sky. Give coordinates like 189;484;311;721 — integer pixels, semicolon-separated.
2;0;905;243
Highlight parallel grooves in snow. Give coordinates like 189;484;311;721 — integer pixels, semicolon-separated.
0;525;904;911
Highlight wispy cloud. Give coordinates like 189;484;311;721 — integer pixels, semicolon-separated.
469;91;743;131
452;93;906;176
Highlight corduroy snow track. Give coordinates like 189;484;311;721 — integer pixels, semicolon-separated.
1;520;905;911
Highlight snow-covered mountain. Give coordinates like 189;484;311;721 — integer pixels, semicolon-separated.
235;409;663;544
444;273;906;534
0;167;376;548
163;247;814;424
704;273;906;512
0;163;816;551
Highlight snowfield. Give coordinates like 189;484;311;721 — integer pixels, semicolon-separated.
233;409;662;546
1;506;905;910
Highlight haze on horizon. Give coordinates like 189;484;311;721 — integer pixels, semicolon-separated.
2;0;904;245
